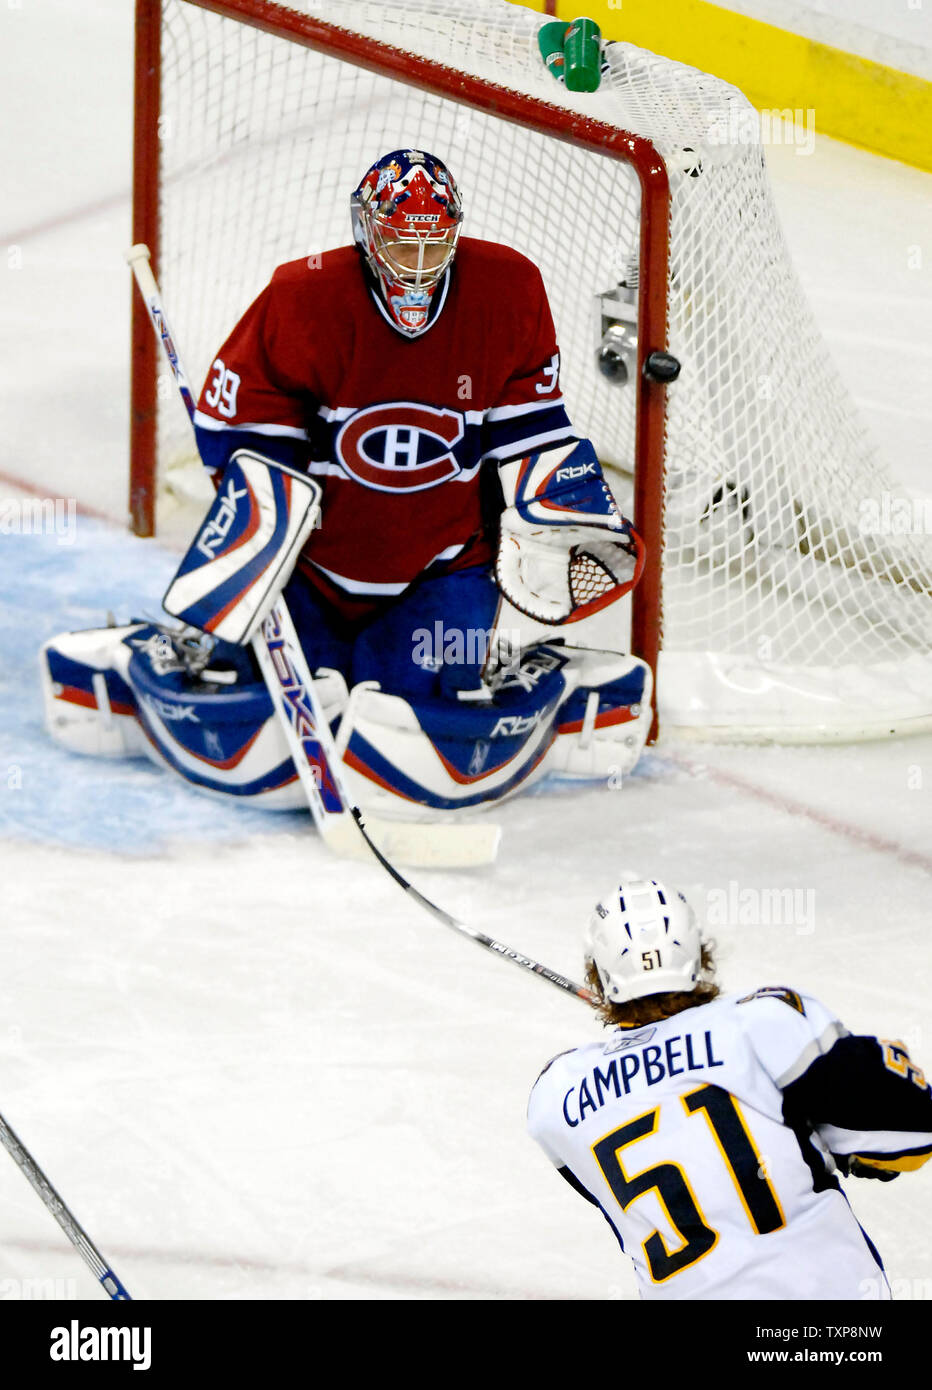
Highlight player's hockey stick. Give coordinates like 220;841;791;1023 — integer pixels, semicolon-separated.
255;599;595;1002
0;1111;131;1300
125;244;498;871
252;593;595;1001
127;245;595;1004
354;811;598;1003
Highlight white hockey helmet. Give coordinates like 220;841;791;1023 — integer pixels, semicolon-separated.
585;876;702;1003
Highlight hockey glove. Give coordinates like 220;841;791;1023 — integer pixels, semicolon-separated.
833;1153;900;1182
163;450;321;644
496;440;644;625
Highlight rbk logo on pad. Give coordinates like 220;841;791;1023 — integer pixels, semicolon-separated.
555;462;596;482
336;402;464;492
196;471;251;560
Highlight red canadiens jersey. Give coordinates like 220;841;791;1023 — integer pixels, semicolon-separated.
193;240;575;599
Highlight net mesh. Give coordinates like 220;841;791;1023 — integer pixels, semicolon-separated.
152;0;932;736
570;551;618;609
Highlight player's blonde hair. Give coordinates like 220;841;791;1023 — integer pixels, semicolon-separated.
585;942;720;1029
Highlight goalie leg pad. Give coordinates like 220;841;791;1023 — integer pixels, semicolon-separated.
546;647;653;779
125;626;302;806
42;624;149;758
338;648;571;818
125;627;350;808
43;621;348;810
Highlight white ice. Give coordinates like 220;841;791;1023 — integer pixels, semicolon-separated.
0;1;929;1301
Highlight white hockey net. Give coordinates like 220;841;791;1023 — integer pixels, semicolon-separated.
147;0;932;740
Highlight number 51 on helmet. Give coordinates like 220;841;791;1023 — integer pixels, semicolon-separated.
585;877;703;1003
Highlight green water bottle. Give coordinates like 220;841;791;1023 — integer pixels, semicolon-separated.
563;17;603;93
538;20;570;83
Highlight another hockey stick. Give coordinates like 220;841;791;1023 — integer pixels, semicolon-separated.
0;1111;131;1300
127;245;595;1005
125;244;498;871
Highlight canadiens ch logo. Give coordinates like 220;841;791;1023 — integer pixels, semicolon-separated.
336;402;465;493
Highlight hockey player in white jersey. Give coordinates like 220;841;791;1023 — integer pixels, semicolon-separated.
527;877;932;1300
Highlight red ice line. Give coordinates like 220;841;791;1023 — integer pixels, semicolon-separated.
2;190;128;247
667;751;932;876
0;467;120;525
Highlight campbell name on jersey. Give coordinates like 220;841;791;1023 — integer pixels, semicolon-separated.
528;988;932;1301
194;240;574;600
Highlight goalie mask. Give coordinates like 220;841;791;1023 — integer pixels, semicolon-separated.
585;876;702;1004
351;148;463;337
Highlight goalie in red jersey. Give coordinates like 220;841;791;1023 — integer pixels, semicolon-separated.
42;150;651;822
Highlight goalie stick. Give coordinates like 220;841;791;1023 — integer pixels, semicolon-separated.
126;244;596;1007
0;1110;131;1300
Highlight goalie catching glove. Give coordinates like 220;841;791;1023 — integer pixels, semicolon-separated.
496;439;644;624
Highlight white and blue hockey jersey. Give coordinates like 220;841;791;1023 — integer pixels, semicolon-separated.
527;987;932;1300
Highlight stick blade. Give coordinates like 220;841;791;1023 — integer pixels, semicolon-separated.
321;814;501;868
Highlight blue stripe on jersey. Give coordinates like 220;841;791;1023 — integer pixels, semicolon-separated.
196;404;574;479
483;402;575;463
195;422;310;476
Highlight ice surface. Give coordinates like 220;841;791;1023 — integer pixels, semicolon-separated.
0;0;929;1301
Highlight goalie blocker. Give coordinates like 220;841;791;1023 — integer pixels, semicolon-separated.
41;446;651;817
